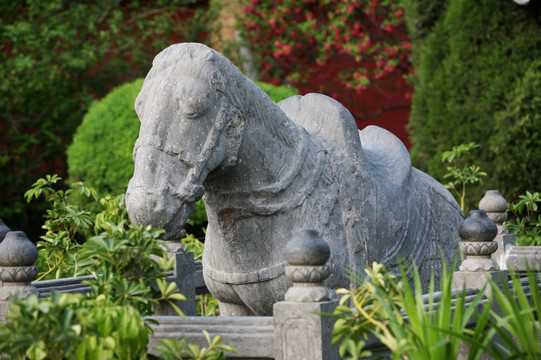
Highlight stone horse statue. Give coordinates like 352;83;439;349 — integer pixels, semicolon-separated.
126;43;463;316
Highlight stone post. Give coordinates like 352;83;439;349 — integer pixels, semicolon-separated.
155;240;196;316
452;210;508;296
0;229;39;322
478;190;516;270
273;229;339;360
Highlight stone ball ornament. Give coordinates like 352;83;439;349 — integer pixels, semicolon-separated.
459;210;499;272
283;229;333;303
478;190;508;225
283;228;330;266
0;231;38;267
0;230;39;300
459;210;498;242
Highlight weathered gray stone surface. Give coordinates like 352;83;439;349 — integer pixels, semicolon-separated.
148;316;274;359
126;42;463;316
0;230;38;322
478;190;516;270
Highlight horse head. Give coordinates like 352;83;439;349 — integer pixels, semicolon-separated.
126;43;245;239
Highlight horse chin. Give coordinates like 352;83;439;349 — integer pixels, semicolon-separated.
126;188;194;241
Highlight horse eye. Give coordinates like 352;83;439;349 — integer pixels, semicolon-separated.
177;98;200;119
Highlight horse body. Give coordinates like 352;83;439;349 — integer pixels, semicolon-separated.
126;43;463;316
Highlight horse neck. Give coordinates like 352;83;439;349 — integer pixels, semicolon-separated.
208;102;314;196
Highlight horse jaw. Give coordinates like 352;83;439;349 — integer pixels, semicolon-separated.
125;144;198;240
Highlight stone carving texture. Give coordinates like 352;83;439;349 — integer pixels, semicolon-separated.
505;246;541;272
126;42;464;316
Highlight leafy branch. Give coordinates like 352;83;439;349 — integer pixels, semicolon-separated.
441;142;487;213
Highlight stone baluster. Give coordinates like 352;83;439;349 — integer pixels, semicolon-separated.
273;228;339;360
452;210;508;295
155;240;196;316
0;227;39;322
478;190;516;269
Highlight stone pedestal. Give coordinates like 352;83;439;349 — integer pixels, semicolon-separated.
155;240;196;316
505;246;541;273
0;230;39;322
452;210;507;296
273;229;339;360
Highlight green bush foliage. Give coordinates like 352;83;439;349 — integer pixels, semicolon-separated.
505;191;541;246
67;79;144;197
407;0;541;206
332;261;541;359
0;175;234;359
491;60;541;198
67;78;298;232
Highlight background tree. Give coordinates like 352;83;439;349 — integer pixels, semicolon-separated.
405;0;541;207
0;0;208;237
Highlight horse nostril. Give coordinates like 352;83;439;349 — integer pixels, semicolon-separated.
126;189;159;227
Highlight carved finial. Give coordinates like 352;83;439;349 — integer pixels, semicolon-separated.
479;190;508;228
0;231;39;300
0;219;10;242
283;229;332;302
459;210;500;272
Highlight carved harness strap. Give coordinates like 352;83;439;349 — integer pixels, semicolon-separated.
204;261;288;285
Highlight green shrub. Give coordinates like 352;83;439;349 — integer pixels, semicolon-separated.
256;82;298;103
407;0;541;207
67;78;298;232
491;60;541;199
332;261;490;359
505;191;541;246
0;175;234;359
441;142;486;214
67;79;143;197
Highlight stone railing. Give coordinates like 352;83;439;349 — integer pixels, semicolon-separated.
0;190;540;359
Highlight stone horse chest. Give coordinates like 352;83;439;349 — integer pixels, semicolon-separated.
201;135;352;316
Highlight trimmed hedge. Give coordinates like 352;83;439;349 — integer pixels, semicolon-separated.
67;79;144;197
407;0;541;204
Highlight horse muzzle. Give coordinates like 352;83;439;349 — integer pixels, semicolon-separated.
126;182;195;240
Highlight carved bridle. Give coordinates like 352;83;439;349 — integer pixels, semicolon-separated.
133;94;242;205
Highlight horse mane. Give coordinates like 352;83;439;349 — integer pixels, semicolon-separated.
147;43;300;150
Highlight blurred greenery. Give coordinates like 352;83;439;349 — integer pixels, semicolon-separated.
0;0;210;238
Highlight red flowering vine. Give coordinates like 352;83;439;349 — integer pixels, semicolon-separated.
240;0;412;101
